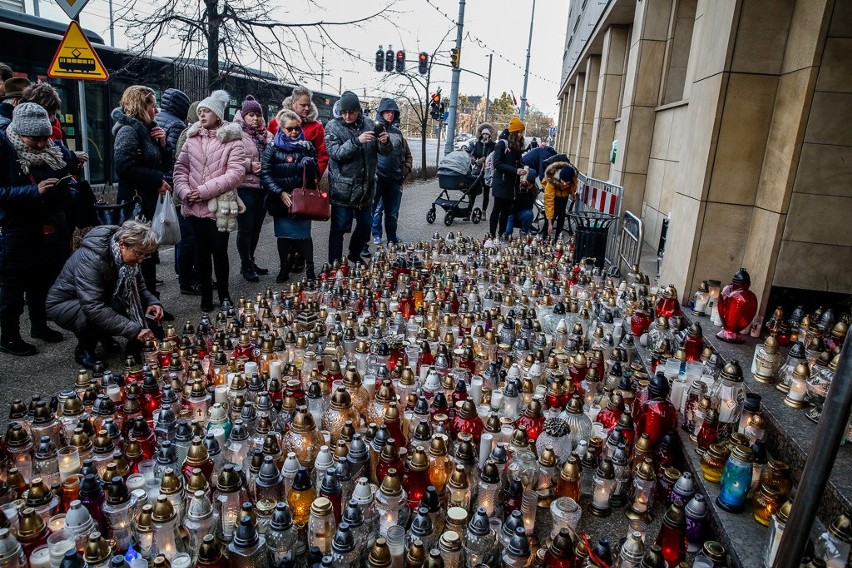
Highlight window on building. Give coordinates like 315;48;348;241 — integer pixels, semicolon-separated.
660;0;697;105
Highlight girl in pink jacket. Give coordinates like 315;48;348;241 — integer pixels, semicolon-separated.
173;90;245;312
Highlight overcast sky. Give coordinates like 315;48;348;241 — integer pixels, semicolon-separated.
24;0;568;117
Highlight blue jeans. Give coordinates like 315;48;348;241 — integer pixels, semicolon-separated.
175;208;199;288
371;178;402;243
328;204;372;264
505;208;534;236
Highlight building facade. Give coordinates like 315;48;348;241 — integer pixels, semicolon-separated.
556;0;852;311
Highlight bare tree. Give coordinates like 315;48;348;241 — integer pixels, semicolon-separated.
374;29;453;180
119;0;396;91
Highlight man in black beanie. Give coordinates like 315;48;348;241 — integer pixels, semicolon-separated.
324;90;391;264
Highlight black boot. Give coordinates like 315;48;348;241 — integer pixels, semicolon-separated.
1;319;37;356
276;238;291;283
74;333;98;369
252;259;269;276
299;238;316;281
31;323;64;343
241;261;259;283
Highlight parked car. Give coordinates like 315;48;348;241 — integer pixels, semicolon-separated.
454;133;474;151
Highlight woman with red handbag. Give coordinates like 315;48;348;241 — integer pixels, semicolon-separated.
260;110;319;282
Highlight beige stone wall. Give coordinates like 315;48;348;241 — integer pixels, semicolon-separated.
556;0;851;303
772;1;852;296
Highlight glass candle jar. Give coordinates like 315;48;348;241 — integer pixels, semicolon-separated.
308;497;336;555
752;482;784;527
717;445;753;513
763;500;791;568
700;444;730;483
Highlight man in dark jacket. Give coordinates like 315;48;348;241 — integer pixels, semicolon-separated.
46;221;163;369
370;97;412;246
325;91;391;264
155;89;199;295
0;77;31;131
522;145;557;182
156;88;190;183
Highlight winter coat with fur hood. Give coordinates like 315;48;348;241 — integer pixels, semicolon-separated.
542;161;576;220
268;95;329;176
234;110;273;190
173;121;246;220
471;121;497;162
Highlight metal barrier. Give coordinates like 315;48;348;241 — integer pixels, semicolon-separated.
617;211;643;276
575;173;624;268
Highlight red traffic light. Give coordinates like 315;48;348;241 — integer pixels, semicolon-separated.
397;51;405;60
418;52;428;75
419;53;427;62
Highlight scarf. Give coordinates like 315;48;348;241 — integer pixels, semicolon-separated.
6;128;66;175
241;120;269;153
110;237;145;329
273;128;307;151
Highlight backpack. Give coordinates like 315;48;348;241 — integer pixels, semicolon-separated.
484;140;504;187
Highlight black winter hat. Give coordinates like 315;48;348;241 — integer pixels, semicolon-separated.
339;91;360;113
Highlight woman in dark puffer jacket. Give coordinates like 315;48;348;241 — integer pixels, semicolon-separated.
260;110;318;282
112;86;172;299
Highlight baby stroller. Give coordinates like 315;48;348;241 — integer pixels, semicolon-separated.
428;150;484;226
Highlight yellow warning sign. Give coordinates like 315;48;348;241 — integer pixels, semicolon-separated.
48;21;109;81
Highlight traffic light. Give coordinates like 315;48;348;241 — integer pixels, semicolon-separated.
385;47;394;73
430;93;441;120
418;52;428;75
375;46;384;72
450;47;460;69
395;50;405;73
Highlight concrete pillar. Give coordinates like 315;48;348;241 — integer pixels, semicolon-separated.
556;93;571;153
660;0;827;306
576;56;601;172
562;84;576;154
610;0;672;216
568;74;585;164
589;25;629;180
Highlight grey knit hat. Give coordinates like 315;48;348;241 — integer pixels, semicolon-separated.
10;102;52;137
197;89;230;122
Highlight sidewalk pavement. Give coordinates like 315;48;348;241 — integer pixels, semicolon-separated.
0;177;494;424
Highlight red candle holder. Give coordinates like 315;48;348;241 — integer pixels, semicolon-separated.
716;268;758;344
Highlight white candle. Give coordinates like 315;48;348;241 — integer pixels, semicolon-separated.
244;362;259;377
633;493;649;513
718;399;737;423
478;433;493;469
788;379;808;402
214;385;229;404
29;546;50;568
593;483;610;508
469;376;483;405
269;360;282;380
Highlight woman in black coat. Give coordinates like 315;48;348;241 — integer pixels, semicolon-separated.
260;110;319;282
488;118;528;238
0;103;77;356
112;85;172;299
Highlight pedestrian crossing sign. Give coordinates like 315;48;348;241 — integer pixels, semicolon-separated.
48;21;109;81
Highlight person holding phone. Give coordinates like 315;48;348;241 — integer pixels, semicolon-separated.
370;97;412;248
324;91;391;264
0;102;77;356
47;221;163;369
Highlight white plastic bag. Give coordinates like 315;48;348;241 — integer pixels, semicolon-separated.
151;193;181;246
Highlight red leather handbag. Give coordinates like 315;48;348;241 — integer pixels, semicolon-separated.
289;164;329;221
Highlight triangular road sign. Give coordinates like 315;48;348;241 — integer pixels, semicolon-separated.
48;21;109;81
54;0;90;21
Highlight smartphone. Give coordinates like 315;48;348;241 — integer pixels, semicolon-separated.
373;123;386;137
145;313;157;320
53;175;74;189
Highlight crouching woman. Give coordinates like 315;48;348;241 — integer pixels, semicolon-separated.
46;220;163;369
